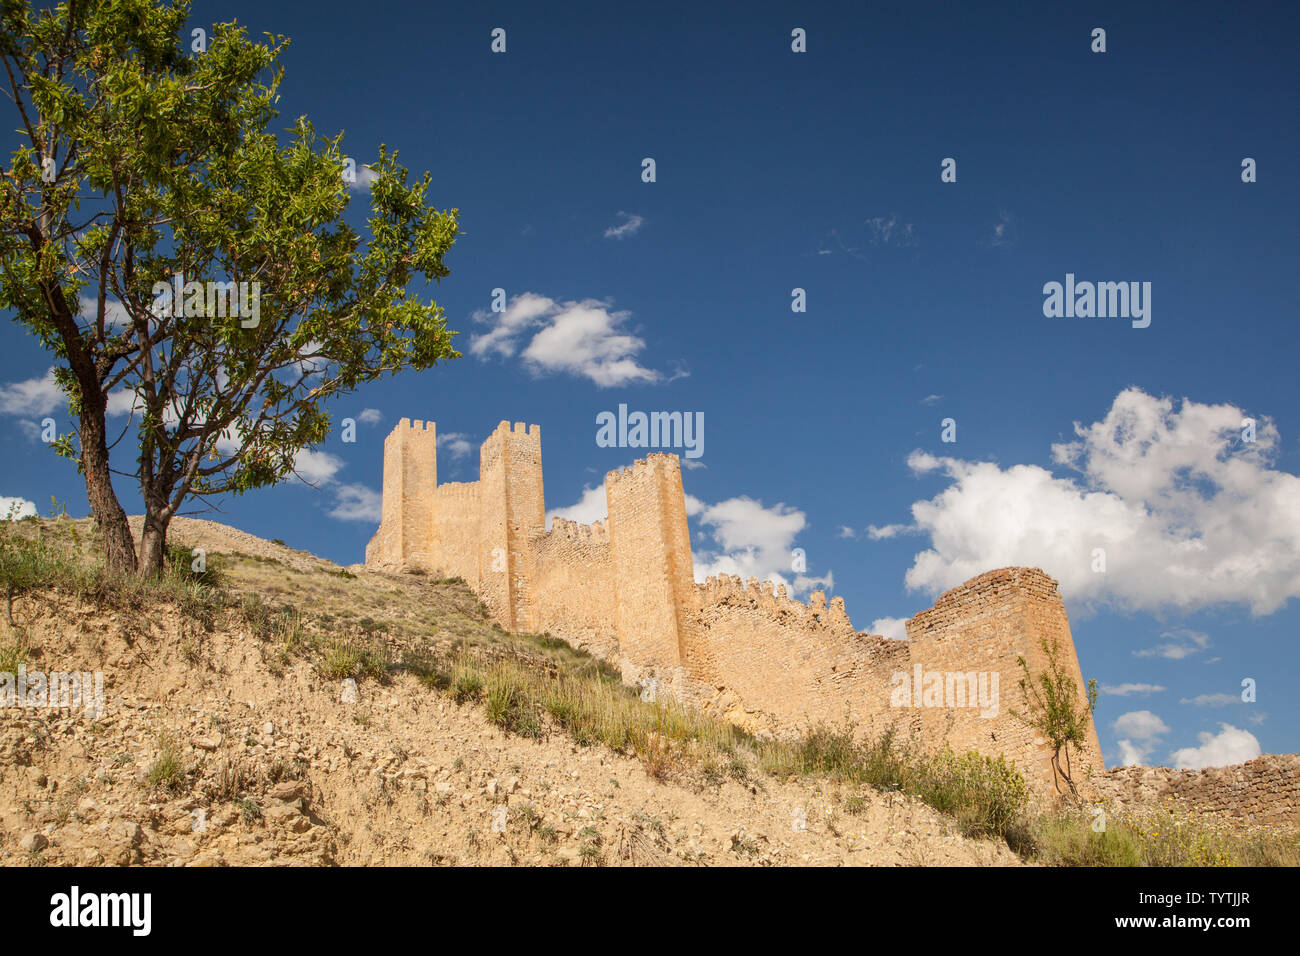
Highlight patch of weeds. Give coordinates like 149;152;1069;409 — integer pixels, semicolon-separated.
146;732;187;793
578;826;603;865
237;798;262;824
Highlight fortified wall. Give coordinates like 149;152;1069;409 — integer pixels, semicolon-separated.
366;418;1105;796
1089;755;1300;827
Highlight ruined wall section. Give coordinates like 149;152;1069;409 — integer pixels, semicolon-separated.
605;454;696;690
1089;755;1300;827
530;519;618;661
906;568;1104;793
683;575;912;739
366;418;437;569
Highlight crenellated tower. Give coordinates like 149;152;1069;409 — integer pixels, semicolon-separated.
476;421;544;631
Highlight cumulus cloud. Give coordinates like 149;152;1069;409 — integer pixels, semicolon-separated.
1113;709;1170;766
357;408;383;426
327;483;381;522
603;211;644;240
292;448;346;486
692;496;832;596
437;432;475;461
1169;724;1261;769
1;496;37;520
869;616;909;640
78;295;132;329
885;388;1300;616
838;526;858;539
0;368;64;417
470;294;661;387
1100;683;1166;697
548;483;832;598
0;368;149;423
347;163;380;192
546;484;608;529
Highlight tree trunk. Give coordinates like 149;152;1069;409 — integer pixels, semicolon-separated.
138;513;170;578
80;409;137;576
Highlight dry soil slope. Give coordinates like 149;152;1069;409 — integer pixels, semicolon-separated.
0;516;1022;867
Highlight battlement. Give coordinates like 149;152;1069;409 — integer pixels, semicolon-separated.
605;452;681;488
547;517;610;545
394;417;435;431
697;574;852;628
367;417;1104;796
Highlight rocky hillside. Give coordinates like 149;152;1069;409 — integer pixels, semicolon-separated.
0;516;1023;867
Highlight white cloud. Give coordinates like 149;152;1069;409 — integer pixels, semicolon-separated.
548;483;832;598
546;484;608;529
327;483;381;522
1180;693;1238;708
0;368;146;422
0;368;63;417
1134;629;1211;660
470;294;661;387
348;164;380;192
106;388;140;417
1169;724;1261;770
921;394;943;406
1100;683;1166;697
1116;740;1152;766
867;523;913;540
869;616;909;640
889;388;1300;616
692;496;830;596
357;408;383;426
838;526;858;539
437;432;475;460
293;448;345;485
0;496;37;520
78;295;132;329
1113;709;1170;766
603;211;644;240
1114;710;1169;740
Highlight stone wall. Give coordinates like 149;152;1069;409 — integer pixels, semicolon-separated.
531;518;618;660
1089;755;1300;827
366;417;1107;796
906;567;1104;794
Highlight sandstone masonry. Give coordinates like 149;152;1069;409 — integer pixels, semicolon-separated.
366;418;1106;795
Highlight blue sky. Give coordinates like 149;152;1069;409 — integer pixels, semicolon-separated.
2;0;1297;770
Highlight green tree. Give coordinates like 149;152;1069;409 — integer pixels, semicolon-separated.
1010;635;1099;801
0;0;459;575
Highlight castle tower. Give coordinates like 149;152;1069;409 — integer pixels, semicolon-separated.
905;567;1105;795
369;418;438;569
477;421;544;631
605;453;697;688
